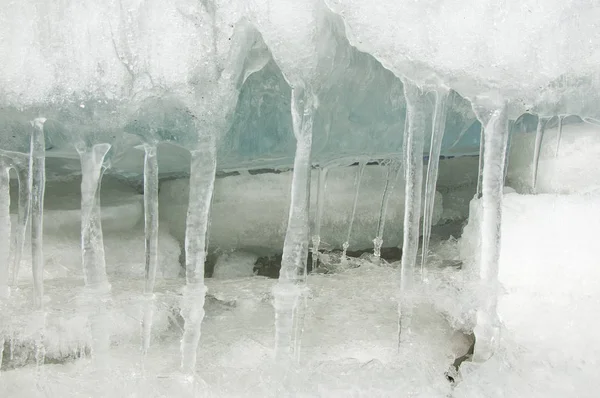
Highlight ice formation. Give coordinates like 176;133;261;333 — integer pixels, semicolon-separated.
1;0;600;396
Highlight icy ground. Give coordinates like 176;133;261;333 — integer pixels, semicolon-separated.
2;186;600;397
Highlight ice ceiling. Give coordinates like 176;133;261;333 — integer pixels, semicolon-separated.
1;0;599;174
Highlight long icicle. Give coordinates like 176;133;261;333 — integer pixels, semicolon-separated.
471;99;509;361
398;80;427;344
555;115;564;157
420;89;449;278
30;119;46;310
372;159;402;260
274;85;315;365
180;135;217;374
77;143;112;366
0;156;11;299
140;144;159;361
532;116;548;193
310;167;328;270
8;155;31;287
342;161;366;260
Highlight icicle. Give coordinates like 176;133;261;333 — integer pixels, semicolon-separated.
77;143;111;289
398;80;427;343
180;135;217;374
77;143;112;366
555;115;564;157
0;157;10;299
274;85;315;365
420;88;449;278
341;161;366;260
532;116;548;193
30;119;46;309
471;98;510;361
503;120;515;185
8;156;30;287
372;159;402;259
476;124;485;199
310;167;328;270
136;144;159;360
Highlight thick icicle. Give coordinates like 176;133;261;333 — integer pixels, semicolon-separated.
471;99;509;361
77;143;112;365
555;115;564;157
341;161;366;259
532;117;548;193
420;89;449;277
0;157;10;299
398;80;427;343
274;86;315;364
310;167;328;269
139;144;159;359
372;159;402;259
30;119;46;309
8;156;30;286
476;125;485;199
180;136;217;374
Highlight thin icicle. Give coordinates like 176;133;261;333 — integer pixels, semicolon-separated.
398;80;427;343
0;157;11;299
180;135;217;373
342;161;366;260
274;86;315;365
503;120;515;185
372;159;402;259
532;116;548;193
476;124;485;199
420;89;449;278
8;156;30;287
471;99;509;362
555;115;564;157
138;144;159;359
310;167;328;270
30;119;46;310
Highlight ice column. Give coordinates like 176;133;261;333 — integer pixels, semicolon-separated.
342;161;366;259
372;159;401;259
7;155;30;286
398;80;427;342
471;99;509;361
311;167;328;269
180;135;217;373
532;117;548;193
138;144;159;358
77;143;112;364
420;89;449;276
0;157;11;299
30;119;46;309
274;86;315;364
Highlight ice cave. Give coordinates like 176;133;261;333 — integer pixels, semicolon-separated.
0;1;599;397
